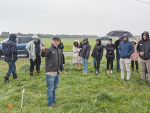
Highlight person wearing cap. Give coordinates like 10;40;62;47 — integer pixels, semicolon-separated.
119;34;134;81
137;31;150;87
91;38;103;75
58;39;65;64
41;36;67;108
25;35;43;76
79;38;91;74
114;36;122;72
130;40;139;73
4;34;18;83
106;38;115;74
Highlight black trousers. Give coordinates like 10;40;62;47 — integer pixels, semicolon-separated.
131;61;138;70
107;57;114;70
30;56;41;72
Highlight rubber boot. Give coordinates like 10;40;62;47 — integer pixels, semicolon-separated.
4;76;9;83
13;73;18;79
30;71;33;77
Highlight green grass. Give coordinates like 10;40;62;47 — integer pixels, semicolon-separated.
0;56;150;113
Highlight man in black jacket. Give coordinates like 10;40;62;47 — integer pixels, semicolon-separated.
41;36;67;108
137;31;150;87
4;34;18;83
114;36;122;72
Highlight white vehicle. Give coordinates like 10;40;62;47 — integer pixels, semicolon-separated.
101;37;109;48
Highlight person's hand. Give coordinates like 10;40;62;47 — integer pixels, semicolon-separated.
42;45;48;51
140;52;144;56
61;71;67;74
110;52;111;53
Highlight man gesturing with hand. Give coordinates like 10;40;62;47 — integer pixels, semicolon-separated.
41;36;67;108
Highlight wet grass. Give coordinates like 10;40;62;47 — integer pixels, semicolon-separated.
0;56;150;113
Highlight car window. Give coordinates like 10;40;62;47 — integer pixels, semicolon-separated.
18;38;32;44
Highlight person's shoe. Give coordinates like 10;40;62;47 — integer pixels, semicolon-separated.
110;70;113;74
83;71;85;74
30;72;33;77
79;70;81;71
4;76;9;83
132;69;134;72
37;70;40;74
53;101;59;103
96;71;98;75
13;73;18;79
107;70;109;74
76;69;78;71
137;70;139;73
48;104;57;108
84;71;87;74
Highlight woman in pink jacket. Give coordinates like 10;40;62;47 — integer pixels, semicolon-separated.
130;40;139;73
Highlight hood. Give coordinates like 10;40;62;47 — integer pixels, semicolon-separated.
73;40;80;47
83;38;89;43
32;35;39;39
96;38;101;45
9;34;17;42
122;34;129;42
142;31;149;41
73;40;79;44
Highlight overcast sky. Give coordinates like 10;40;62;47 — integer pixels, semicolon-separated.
0;0;150;36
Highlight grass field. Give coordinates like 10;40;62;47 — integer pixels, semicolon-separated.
0;55;150;113
0;38;140;52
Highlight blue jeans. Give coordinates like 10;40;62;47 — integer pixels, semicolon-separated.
82;58;88;71
93;58;100;70
45;73;59;106
6;62;16;77
116;55;120;71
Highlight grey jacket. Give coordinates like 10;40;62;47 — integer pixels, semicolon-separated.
79;38;91;59
41;44;64;73
25;35;42;60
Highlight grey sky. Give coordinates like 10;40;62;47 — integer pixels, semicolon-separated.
0;0;150;36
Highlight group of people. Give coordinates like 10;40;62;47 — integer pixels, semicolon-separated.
2;31;150;108
72;31;150;86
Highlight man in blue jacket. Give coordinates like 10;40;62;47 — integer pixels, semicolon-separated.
119;34;134;81
4;34;18;83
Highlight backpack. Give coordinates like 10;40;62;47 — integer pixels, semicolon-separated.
2;42;11;56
